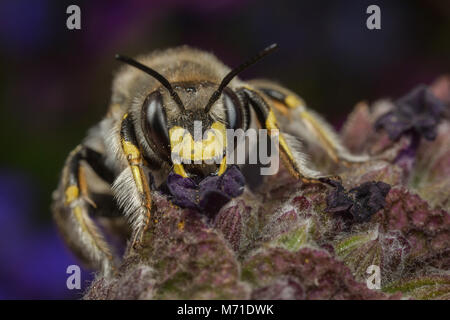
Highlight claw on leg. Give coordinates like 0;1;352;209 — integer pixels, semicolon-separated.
53;145;115;276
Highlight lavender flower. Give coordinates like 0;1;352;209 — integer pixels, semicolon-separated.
375;85;446;142
325;180;391;222
165;165;245;217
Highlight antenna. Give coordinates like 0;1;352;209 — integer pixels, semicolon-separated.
204;43;278;113
115;54;185;110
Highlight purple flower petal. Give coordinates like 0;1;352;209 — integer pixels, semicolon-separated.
198;174;221;194
165;166;245;216
166;173;198;209
325;183;353;214
220;165;245;198
348;181;391;222
326;180;391;222
375;85;446;142
199;190;231;218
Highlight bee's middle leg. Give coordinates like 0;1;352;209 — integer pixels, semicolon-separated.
248;80;369;166
112;114;153;249
238;87;337;184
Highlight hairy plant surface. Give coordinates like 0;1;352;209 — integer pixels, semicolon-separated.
85;76;450;300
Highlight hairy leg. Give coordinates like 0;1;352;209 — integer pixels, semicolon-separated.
248;80;369;165
237;87;338;184
111;113;153;249
52;145;115;276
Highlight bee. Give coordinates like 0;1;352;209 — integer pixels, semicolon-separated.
52;44;368;275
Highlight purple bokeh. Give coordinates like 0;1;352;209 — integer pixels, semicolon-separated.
0;170;93;299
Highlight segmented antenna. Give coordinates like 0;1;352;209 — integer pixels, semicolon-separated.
115;54;185;110
204;43;278;113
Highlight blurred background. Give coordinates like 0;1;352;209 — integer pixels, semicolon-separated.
0;0;449;299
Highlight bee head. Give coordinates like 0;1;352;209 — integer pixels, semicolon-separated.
115;43;277;177
137;82;244;177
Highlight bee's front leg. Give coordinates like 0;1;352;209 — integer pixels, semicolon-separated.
52;145;115;276
238;87;339;184
112;113;153;249
248;80;369;166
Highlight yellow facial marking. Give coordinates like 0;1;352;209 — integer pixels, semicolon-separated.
65;185;79;205
173;163;188;178
285;95;305;109
169;122;227;162
218;156;227;176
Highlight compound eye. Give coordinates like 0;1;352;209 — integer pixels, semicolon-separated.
223;89;243;130
142;91;170;159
